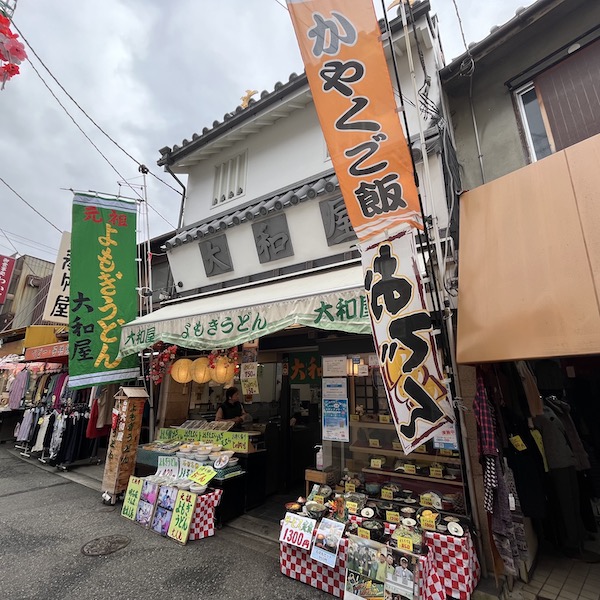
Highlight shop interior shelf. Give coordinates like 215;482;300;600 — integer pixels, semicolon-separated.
361;467;464;487
349;444;462;465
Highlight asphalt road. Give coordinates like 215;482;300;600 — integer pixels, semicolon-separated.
0;445;330;600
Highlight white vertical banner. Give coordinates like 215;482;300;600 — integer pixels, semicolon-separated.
42;231;71;324
361;230;453;453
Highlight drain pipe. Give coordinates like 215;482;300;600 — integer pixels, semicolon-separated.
468;71;486;184
165;164;187;229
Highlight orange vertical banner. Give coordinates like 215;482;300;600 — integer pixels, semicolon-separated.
286;0;421;242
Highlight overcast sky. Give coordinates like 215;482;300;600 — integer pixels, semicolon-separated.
0;0;533;264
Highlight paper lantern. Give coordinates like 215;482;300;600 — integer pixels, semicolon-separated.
210;355;236;384
191;356;211;384
170;358;193;383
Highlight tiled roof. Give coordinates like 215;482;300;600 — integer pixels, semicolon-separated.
164;172;339;250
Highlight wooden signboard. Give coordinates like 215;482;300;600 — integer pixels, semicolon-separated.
167;490;198;545
101;387;148;498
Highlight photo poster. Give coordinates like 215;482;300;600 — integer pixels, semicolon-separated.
344;534;387;600
150;485;178;537
310;518;346;568
121;475;144;521
167;490;198;545
322;378;349;442
385;547;419;600
135;479;159;528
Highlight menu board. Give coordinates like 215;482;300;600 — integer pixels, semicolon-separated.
167;490;198;545
121;476;144;520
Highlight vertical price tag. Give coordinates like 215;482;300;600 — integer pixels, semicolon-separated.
395;536;413;552
368;438;381;448
357;527;370;539
430;467;443;478
345;482;356;493
346;501;358;515
403;464;416;474
370;458;383;469
386;511;400;524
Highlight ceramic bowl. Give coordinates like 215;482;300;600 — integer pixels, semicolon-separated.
209;453;222;461
305;501;328;519
221;450;235;458
228;457;239;466
190;484;207;494
196;448;211;456
211;444;223;452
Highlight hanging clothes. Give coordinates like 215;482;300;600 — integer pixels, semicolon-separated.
8;369;29;410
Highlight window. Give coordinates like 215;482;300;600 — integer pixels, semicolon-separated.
515;40;600;162
212;150;247;206
516;84;553;161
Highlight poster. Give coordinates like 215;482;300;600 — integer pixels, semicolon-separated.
384;547;419;600
69;193;139;388
322;355;348;377
289;352;322;383
240;362;259;396
120;475;144;520
432;422;459;450
167;490;198;545
323;397;349;442
135;479;158;527
279;512;317;550
310;518;346;567
42;231;70;323
344;535;387;600
150;485;178;536
362;232;453;454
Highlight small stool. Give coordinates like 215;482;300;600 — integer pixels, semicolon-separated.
305;468;329;497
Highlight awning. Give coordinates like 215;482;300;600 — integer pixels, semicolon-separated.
457;133;600;363
119;265;371;357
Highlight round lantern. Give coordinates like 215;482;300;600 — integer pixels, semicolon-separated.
210;355;236;384
170;358;193;383
191;356;211;384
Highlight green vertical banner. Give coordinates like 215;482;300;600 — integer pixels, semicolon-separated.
69;193;140;388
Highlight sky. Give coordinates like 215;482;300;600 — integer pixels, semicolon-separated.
0;0;534;264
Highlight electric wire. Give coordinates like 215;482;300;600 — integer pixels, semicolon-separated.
0;176;62;233
12;21;182;198
22;55;176;229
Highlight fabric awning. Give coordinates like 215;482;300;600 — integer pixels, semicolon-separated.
119;265;372;357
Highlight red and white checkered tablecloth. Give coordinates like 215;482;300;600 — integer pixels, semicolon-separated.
189;488;223;541
280;537;348;597
280;534;445;599
424;530;480;600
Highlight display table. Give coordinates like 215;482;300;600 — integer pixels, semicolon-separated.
189;488;223;541
280;536;445;599
424;530;480;600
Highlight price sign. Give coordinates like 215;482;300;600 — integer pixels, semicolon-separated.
370;458;383;469
396;536;413;552
439;449;454;456
357;527;370;539
350;414;360;421
430;467;443;478
381;488;394;501
386;511;400;524
414;444;427;453
189;465;216;486
167;490;198;544
345;482;356;493
378;414;391;424
346;501;358;515
404;464;416;474
368;438;381;448
157;456;179;478
279;512;316;550
121;476;144;520
392;441;403;450
420;514;437;530
314;495;325;505
509;435;527;451
420;494;433;507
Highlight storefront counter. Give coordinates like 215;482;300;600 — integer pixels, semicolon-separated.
280;534;446;599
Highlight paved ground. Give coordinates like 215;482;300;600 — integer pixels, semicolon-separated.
0;446;329;600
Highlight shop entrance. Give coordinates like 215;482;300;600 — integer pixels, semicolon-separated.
473;356;600;589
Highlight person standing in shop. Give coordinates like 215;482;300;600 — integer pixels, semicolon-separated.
215;387;248;429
